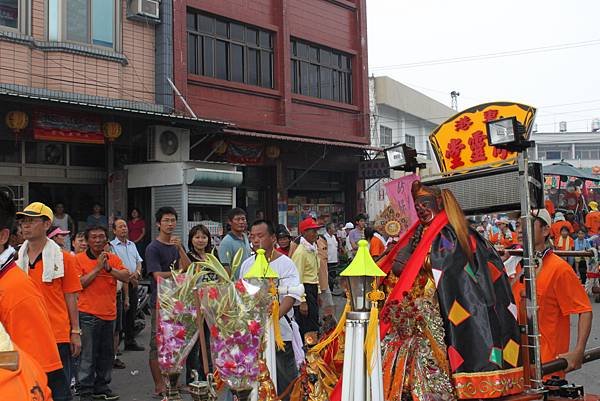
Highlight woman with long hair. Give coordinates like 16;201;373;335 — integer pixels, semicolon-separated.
187;224;217;262
184;224;217;387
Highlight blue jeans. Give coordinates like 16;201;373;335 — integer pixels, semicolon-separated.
45;343;73;401
78;312;115;396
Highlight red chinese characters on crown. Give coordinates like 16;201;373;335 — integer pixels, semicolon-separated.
483;109;499;123
445;138;466;169
467;131;488;163
454;116;473;132
493;147;509;160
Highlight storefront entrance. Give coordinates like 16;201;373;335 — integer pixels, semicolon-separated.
28;183;106;230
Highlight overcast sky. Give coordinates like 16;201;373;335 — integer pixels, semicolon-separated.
366;0;600;132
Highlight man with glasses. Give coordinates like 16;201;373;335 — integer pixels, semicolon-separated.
218;208;252;276
75;226;129;401
145;207;190;397
16;202;82;401
0;193;64;400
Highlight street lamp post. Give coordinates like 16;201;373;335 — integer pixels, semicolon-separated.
486;117;544;393
340;240;386;401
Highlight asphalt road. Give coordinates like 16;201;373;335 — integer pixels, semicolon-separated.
110;296;600;400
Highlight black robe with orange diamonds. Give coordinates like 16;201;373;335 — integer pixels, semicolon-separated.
380;211;524;399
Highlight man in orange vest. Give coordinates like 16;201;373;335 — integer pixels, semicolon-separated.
0;320;53;401
0;191;63;399
585;201;600;235
512;209;592;376
550;211;573;241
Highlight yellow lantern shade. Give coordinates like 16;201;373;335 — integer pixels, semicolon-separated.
340;240;386;278
5;111;28;133
244;248;279;279
102;122;122;142
340;239;385;312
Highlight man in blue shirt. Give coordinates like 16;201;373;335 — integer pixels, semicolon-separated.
110;218;144;352
218;208;252;276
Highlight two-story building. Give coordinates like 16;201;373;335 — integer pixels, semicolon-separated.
366;76;455;220
0;0;229;238
171;0;371;232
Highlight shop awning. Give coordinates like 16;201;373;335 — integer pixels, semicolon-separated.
0;84;231;128
184;168;243;187
543;161;600;181
223;128;383;152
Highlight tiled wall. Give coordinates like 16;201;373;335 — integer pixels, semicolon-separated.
0;1;156;103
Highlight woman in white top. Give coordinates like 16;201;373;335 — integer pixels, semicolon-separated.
53;202;75;251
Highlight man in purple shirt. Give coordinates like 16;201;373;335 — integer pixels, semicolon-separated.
348;213;367;252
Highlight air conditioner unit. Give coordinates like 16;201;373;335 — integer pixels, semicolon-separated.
147;126;190;162
127;0;160;23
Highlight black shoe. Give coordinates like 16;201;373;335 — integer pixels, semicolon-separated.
124;342;145;351
113;358;126;369
92;390;120;400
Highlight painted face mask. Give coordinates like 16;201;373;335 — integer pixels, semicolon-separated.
414;195;442;225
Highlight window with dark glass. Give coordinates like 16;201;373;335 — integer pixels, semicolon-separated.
0;140;21;163
291;39;352;104
69;144;105;167
0;0;20;30
537;144;572;161
187;10;274;89
25;142;66;165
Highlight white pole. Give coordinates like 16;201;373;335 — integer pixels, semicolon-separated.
369;326;384;401
354;321;365;401
341;321;356;401
265;319;277;389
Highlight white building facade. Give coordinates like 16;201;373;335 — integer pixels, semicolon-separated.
366;76;455;220
532;130;600;169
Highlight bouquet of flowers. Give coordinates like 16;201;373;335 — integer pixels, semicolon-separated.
196;250;273;396
157;267;204;380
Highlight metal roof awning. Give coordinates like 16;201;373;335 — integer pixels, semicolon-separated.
0;84;231;128
184;168;243;187
223;128;382;151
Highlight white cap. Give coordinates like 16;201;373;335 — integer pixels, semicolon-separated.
344;222;354;230
498;216;510;225
554;211;565;222
532;209;552;227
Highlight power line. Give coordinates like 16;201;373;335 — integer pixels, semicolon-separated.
370;39;600;70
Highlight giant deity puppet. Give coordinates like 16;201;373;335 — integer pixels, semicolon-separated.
377;181;524;401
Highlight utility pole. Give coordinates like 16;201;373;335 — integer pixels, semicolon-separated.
450;91;460;111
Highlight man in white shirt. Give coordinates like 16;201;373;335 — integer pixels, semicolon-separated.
239;220;303;401
343;222;354;258
324;223;339;267
110;219;144;352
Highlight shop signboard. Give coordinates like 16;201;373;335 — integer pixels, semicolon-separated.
358;158;390;179
429;102;536;173
33;111;105;144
